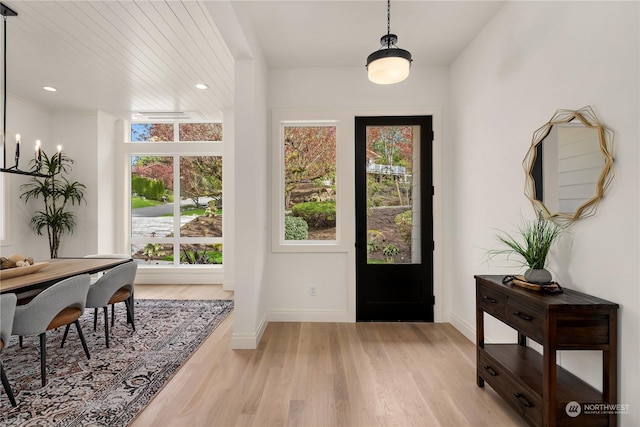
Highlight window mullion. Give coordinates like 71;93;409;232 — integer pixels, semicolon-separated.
173;155;181;265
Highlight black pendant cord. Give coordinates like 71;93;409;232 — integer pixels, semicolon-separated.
3;14;7;170
386;0;391;47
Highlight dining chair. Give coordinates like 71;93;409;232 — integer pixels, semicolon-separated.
83;254;131;283
12;274;91;387
81;262;137;348
0;293;18;406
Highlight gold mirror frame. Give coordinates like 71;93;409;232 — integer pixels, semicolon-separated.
523;106;614;224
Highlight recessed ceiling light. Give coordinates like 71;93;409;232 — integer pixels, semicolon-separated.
195;83;208;90
43;86;57;92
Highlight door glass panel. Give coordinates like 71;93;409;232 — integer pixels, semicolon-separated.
365;126;420;264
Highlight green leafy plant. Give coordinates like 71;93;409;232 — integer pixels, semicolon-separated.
291;201;336;228
131;174;166;201
367;230;385;253
284;216;309;240
20;151;86;258
490;212;562;270
382;244;400;263
394;210;412;247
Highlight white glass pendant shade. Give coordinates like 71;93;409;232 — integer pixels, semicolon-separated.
366;33;412;85
367;55;411;84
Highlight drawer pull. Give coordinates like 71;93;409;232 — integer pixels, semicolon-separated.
482;365;498;376
483;295;497;304
514;393;533;408
513;311;533;321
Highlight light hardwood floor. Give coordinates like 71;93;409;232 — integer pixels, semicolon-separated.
131;284;525;427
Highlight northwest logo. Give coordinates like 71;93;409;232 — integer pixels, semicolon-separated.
565;401;582;417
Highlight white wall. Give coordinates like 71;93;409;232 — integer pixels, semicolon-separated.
50;111;99;257
448;2;639;425
1;96;52;261
231;57;270;349
1;101;119;260
267;66;448;322
96;111;118;253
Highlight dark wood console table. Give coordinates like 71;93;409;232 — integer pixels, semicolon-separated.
475;275;619;427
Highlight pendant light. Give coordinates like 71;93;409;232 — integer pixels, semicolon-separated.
366;0;412;85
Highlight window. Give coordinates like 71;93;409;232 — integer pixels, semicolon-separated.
127;122;223;266
273;119;338;249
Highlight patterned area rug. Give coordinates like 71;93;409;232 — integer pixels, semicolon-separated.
0;299;233;426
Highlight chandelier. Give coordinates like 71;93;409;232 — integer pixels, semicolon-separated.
1;2;60;178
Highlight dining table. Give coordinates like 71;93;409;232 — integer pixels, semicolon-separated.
0;257;133;295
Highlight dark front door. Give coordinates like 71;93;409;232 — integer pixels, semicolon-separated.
355;116;434;321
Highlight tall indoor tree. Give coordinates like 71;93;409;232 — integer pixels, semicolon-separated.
20;151;86;258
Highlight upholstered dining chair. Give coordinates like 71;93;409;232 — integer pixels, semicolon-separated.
0;293;18;406
82;262;137;348
83;254;131;283
12;274;91;387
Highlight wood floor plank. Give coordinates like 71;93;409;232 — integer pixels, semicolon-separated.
131;284;526;427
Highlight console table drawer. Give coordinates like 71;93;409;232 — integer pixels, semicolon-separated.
506;298;543;342
477;282;506;318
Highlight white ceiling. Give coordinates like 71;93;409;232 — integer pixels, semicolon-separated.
2;1;504;121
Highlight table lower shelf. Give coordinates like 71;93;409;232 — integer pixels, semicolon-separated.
479;344;610;427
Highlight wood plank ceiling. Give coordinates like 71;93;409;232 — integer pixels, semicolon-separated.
4;1;234;120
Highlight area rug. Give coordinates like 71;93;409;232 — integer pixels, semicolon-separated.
0;299;233;426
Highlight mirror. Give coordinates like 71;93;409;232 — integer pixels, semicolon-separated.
523;106;614;224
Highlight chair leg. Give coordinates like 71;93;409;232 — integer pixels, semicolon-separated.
124;299;136;331
39;333;46;387
75;320;90;360
103;307;109;348
93;308;98;331
61;324;72;348
0;361;17;407
18;336;22;348
111;304;115;327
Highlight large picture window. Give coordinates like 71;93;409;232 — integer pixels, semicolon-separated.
127;122;223;266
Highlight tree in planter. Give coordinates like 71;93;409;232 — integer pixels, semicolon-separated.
19;151;86;258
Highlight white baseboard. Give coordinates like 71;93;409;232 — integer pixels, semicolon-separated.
448;311;476;342
231;312;268;349
222;280;234;291
269;309;349;323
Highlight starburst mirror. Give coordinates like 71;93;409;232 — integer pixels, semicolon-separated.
523;106;614;224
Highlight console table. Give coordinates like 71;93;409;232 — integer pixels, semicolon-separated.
475;275;619;427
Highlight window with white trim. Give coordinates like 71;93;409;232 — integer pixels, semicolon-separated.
274;119;338;248
126;122;223;266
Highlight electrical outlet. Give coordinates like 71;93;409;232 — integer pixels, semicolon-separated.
310;285;318;297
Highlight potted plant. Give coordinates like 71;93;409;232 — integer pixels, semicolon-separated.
20;151;86;258
490;211;563;283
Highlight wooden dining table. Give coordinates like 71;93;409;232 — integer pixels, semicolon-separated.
0;257;133;294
